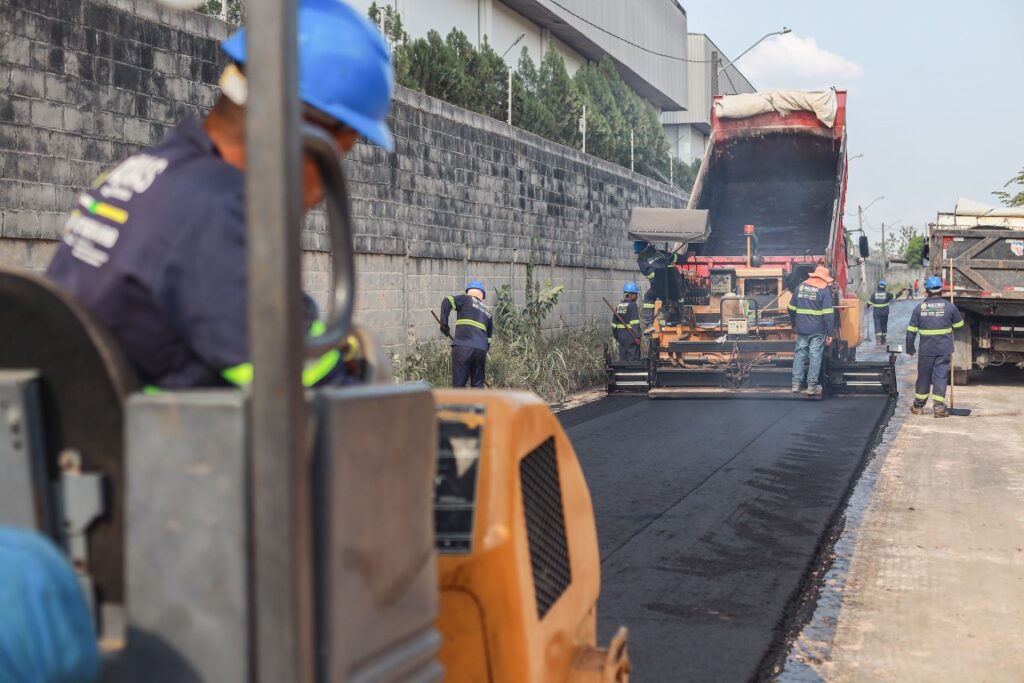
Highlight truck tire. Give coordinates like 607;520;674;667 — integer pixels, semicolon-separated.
953;368;969;386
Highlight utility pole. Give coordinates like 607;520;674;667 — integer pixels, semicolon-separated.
670;156;674;185
630;128;634;172
858;204;867;295
506;66;512;125
880;221;887;277
579;105;586;154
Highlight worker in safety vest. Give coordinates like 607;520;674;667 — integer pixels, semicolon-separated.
906;276;964;418
440;281;493;388
788;265;836;396
46;0;393;389
868;279;895;344
612;282;642;361
634;240;684;330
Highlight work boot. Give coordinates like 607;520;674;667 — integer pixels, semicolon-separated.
805;384;822;397
933;403;949;418
875;334;883;345
910;401;926;415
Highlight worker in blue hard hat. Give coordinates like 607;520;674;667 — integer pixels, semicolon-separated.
906;276;963;417
439;280;493;388
0;527;100;683
612;282;642;361
634;240;687;330
868;279;895;345
46;0;393;388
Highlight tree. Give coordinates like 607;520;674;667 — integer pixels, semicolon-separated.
536;48;582;148
199;0;244;24
467;38;510;120
403;30;468;104
993;167;1024;207
512;48;556;140
573;60;624;161
368;2;414;87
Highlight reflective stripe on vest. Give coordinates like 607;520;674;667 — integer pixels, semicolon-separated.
456;318;488;332
788;304;834;315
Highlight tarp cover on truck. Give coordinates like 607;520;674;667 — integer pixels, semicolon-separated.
713;90;839;128
938;198;1024;229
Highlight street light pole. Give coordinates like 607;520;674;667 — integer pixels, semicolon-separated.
502;33;525;127
717;26;791;74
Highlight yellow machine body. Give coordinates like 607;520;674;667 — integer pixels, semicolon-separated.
432;390;629;683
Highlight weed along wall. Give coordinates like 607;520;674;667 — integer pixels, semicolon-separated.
0;0;688;354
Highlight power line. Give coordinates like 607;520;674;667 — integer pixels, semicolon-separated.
544;0;716;64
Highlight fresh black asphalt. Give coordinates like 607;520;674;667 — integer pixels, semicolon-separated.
560;392;889;681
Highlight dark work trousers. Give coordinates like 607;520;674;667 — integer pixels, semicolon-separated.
452;345;487;388
914;354;950;404
641;287;658;326
615;330;641;361
873;312;889;336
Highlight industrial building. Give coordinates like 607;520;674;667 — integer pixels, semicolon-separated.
662;33;756;162
327;2;754;165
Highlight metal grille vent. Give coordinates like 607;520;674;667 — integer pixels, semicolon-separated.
519;437;571;619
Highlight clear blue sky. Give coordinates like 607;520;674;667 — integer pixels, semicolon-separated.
681;0;1024;241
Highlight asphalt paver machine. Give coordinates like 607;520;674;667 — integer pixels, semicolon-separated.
0;2;629;681
609;91;897;399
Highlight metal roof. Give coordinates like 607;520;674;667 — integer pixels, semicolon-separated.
500;0;689;110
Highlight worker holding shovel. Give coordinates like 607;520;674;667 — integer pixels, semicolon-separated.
906;276;965;418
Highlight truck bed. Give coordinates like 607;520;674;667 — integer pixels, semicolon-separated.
694;132;840;257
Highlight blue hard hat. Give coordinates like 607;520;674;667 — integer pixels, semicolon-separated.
925;276;942;290
632;240;650;253
878;279;887;288
0;527;100;683
623;282;639;294
466;280;486;299
222;0;395;151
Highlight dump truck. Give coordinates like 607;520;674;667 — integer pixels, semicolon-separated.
0;2;630;681
929;198;1024;383
609;90;896;398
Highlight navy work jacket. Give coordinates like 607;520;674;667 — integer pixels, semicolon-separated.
906;296;964;356
441;294;493;352
637;249;681;281
787;281;836;336
869;290;895;315
47;117;341;388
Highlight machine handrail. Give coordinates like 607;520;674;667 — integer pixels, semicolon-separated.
301;124;355;356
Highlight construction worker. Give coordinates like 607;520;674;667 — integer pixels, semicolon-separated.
45;0;393;388
612;282;642;361
440;280;493;388
906;276;964;417
868;279;895;344
788;265;836;396
634;240;684;330
913;278;920;298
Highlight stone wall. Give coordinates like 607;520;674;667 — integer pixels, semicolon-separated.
0;0;687;352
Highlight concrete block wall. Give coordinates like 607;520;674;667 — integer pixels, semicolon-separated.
1;0;687;353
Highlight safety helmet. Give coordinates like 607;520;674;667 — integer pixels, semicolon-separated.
466;280;486;299
0;528;99;683
623;282;639;294
221;0;395;151
632;240;650;254
925;275;942;291
877;279;887;288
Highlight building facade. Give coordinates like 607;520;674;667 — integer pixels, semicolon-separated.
661;33;755;162
347;0;689;111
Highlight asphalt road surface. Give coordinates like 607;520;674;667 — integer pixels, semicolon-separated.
560;389;890;681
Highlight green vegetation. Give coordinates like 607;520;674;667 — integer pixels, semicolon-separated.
993;167;1024;207
877;225;926;268
368;3;694;191
198;0;244;24
393;254;606;404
